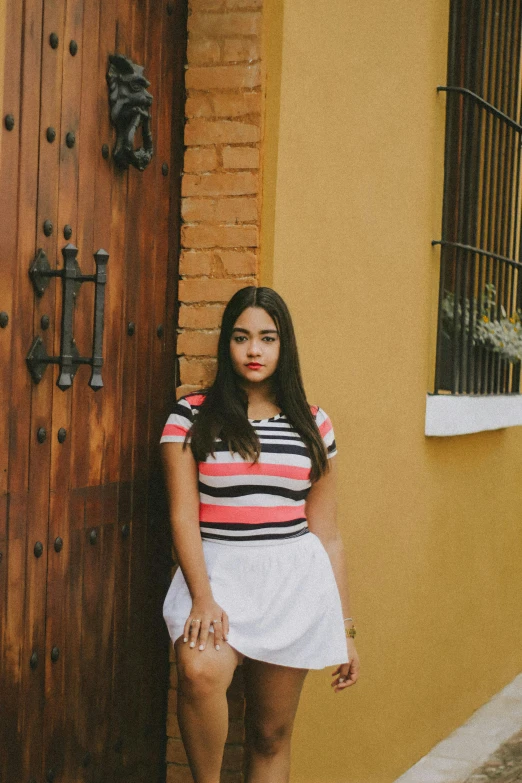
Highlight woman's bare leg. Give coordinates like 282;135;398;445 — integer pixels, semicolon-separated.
174;633;242;783
243;658;309;783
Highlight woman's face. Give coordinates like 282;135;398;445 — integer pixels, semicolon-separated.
229;307;280;386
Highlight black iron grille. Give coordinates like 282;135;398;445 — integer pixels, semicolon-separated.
433;0;522;394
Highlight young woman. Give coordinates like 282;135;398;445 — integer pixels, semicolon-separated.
160;286;360;783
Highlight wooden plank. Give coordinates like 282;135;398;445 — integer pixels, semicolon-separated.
1;494;28;782
111;0;149;764
43;0;85;776
125;0;158;769
11;0;49;778
108;481;132;779
93;0;121;490
144;3;188;774
0;0;23;500
94;486;117;773
62;490;86;780
138;2;173;774
0;7;24;777
69;0;101;492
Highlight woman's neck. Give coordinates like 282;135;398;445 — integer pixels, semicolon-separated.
239;380;279;414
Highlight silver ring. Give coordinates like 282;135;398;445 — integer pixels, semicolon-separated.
190;618;201;625
212;619;222;623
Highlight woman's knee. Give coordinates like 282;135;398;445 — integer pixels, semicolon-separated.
175;640;232;698
246;721;293;757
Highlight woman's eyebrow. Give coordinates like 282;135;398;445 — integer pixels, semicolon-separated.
231;327;279;335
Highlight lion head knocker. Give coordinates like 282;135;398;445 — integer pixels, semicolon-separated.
106;54;153;171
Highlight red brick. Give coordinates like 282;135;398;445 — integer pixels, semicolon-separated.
228;666;245;692
212;92;261;117
222;146;259;169
186;63;261;90
167;738;190;764
177;330;219;356
185;119;260;146
179;357;217;386
190;0;225;9
216;197;258;222
226;720;245;744
227;694;245;721
182;224;258;248
222;743;244;771
168;688;178;714
182;172;258;197
178;278;254;302
184;147;219;173
178;304;225;329
188;11;261;37
179;250;214;274
226;0;262;7
186;93;261;120
182;197;258;223
214;250;257;275
185;95;214;118
223;38;260;63
166;763;195;783
181;199;216;223
167;712;182;739
187;38;221;65
220;772;244;783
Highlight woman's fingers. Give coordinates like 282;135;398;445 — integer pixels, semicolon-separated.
222;611;229;640
212;619;224;650
332;661;359;691
188;618;201;648
185;605;229;651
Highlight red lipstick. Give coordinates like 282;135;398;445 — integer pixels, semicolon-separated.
246;363;263;369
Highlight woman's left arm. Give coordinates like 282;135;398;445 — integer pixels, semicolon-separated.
306;455;360;691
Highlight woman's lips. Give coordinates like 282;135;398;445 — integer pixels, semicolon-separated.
246;363;263;369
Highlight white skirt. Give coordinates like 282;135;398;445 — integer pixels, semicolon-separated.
163;530;349;670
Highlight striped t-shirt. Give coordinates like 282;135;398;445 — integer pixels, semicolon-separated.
160;393;338;545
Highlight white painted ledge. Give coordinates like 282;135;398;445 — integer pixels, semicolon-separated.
425;393;522;436
394;672;522;783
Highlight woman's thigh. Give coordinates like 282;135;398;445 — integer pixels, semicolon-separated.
243;658;309;735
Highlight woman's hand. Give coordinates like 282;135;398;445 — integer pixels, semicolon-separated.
183;595;230;652
331;639;360;693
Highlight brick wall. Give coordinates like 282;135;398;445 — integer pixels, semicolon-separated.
176;0;263;400
167;0;264;780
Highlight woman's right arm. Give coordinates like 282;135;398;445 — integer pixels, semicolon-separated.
161;441;229;651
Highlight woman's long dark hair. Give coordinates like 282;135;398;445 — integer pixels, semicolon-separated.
184;286;330;482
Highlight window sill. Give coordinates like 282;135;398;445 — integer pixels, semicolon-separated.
425;393;522;436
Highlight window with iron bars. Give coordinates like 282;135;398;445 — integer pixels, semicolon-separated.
433;0;522;395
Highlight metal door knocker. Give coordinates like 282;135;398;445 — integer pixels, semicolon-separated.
107;54;153;171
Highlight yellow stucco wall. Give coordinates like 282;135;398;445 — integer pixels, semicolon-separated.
262;2;522;781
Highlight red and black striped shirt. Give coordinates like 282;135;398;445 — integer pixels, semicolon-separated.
160;393;337;545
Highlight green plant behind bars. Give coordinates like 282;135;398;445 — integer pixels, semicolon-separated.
441;283;522;363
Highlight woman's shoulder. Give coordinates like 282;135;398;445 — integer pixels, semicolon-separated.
178;387;210;412
308;403;331;422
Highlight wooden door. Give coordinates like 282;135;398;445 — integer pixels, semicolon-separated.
0;0;185;780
